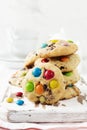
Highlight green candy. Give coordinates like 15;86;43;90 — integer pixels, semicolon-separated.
21;72;27;77
68;84;73;87
63;71;73;76
67;40;74;43
25;81;34;92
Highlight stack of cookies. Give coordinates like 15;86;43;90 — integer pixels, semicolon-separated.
9;39;80;105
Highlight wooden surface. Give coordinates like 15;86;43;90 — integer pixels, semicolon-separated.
0;79;87;123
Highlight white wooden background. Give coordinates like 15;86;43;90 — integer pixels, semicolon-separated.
0;0;87;74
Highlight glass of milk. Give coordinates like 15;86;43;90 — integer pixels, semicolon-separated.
8;28;38;60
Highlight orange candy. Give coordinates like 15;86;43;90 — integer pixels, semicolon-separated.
60;56;69;62
35;84;44;95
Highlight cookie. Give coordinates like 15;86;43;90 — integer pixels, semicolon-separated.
24;39;78;68
63;70;80;85
24;51;39;68
22;63;66;105
9;69;80;87
9;68;28;87
35;54;80;72
61;84;80;100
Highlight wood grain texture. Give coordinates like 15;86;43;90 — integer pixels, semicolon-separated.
0;79;87;123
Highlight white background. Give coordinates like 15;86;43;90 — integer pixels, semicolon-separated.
0;0;87;73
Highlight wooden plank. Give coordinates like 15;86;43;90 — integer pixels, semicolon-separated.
0;79;87;123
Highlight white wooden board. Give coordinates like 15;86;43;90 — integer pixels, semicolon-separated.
0;77;87;123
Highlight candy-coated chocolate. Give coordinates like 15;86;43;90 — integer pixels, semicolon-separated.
63;71;73;76
21;72;27;76
50;39;59;43
68;84;74;87
25;81;34;92
40;96;45;103
6;97;13;103
35;84;44;95
67;40;74;43
61;42;69;46
32;67;42;77
60;56;69;62
16;92;23;97
44;70;54;80
16;99;24;106
41;58;49;63
50;79;59;89
41;43;48;48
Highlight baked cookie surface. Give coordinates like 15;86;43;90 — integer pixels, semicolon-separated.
24;40;78;68
22;63;66;105
9;69;80;88
9;68;28;87
35;54;80;72
63;70;80;85
61;85;80;100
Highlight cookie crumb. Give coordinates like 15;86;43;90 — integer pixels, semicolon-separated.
61;104;66;106
77;94;87;104
35;53;38;56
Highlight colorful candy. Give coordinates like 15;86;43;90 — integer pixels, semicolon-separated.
6;97;13;103
50;79;59;89
67;40;74;43
50;39;59;43
60;56;69;62
21;72;27;76
16;92;23;97
44;70;54;80
39;96;45;103
41;43;48;48
16;99;24;106
32;67;42;77
41;58;49;63
68;84;73;87
25;81;34;92
63;71;73;76
35;84;44;95
61;42;69;46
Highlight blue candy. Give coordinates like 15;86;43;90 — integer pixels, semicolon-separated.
16;99;24;106
32;67;41;77
41;43;48;48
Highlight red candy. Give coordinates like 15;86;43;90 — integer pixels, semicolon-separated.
41;58;49;63
16;92;23;97
43;70;54;80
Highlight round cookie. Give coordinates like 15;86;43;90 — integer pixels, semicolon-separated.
9;68;28;87
63;70;80;85
61;84;80;100
9;69;80;88
24;51;40;68
35;54;80;72
37;39;78;58
24;39;78;68
22;63;66;105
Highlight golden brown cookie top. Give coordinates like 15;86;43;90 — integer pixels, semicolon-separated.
24;39;78;68
22;63;66;105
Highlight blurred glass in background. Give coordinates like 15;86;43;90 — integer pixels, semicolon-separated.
0;0;87;73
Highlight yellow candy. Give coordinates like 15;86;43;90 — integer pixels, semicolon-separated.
6;97;14;103
50;80;60;89
49;39;59;44
40;96;45;103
